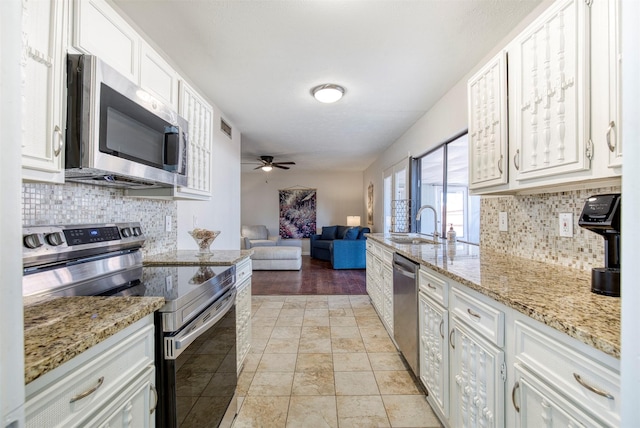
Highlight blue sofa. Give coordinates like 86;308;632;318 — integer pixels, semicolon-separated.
310;225;370;269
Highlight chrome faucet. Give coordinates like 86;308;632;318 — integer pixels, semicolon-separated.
416;205;439;239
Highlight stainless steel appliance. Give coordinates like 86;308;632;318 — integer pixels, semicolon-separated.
22;223;238;427
392;252;420;376
578;194;621;297
66;54;188;189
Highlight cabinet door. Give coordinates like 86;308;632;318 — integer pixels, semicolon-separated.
468;51;508;190
178;81;213;198
419;292;449;420
511;0;590;181
513;365;603;428
22;0;67;183
73;0;138;81
450;319;505;428
140;42;179;110
236;276;252;374
381;263;394;335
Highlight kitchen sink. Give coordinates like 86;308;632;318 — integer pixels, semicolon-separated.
388;234;440;245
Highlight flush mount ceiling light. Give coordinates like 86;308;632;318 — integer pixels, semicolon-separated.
311;84;345;103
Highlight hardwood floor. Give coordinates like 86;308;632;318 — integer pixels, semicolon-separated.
251;256;367;295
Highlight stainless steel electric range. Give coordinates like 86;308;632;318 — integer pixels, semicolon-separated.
22;222;238;428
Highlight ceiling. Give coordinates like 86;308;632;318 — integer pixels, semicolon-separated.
112;0;542;173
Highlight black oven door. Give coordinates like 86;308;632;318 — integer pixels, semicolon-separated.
156;288;237;428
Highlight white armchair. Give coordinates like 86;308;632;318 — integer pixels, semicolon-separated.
241;225;280;249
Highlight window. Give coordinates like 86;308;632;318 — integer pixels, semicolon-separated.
413;132;480;244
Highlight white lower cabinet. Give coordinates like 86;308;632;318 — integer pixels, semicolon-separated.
25;315;156;428
235;257;252;374
365;241;393;336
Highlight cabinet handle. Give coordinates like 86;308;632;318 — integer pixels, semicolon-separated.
573;373;615;400
150;383;158;414
513;149;520;170
449;329;455;349
512;381;520;412
467;308;481;320
427;283;436;290
606;121;616;152
69;376;104;403
497;155;503;174
52;125;63;157
439;319;444;339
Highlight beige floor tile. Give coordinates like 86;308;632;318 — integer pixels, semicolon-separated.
280;308;305;317
252;325;274;339
374;370;422;395
355;316;385;328
333;352;372;371
368;353;407;371
271;326;302;339
261;301;285;309
301;326;331;340
250;337;268;354
362;335;397;352
329;316;357;327
349;296;372;306
303;316;331;327
298;337;333;353
257;353;297;372
254;307;282;318
252;316;278;328
336;395;390;428
334;371;380;395
285;295;308;302
275;316;304;327
382;395;442;427
352;306;378;317
292;370;336;395
241;353;262;372
237;370;255;396
327;297;352;309
247;371;294;396
306;295;329;302
234;396;289;428
359;325;390;339
296;353;333;372
305;308;330;318
329;308;355;317
286;396;338;428
330;326;362;339
264;337;300;353
282;301;307;309
331;337;366;353
305;301;330;309
255;296;288;302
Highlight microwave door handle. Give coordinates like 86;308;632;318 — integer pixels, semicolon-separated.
172;289;236;353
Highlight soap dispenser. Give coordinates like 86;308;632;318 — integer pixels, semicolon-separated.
446;224;457;243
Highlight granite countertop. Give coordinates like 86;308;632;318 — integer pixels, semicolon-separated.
24;296;165;384
143;250;253;266
367;234;620;359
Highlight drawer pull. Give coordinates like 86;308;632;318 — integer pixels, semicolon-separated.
497;154;503;174
53;125;63;157
449;329;455;349
70;376;104;403
439;319;444;339
467;308;481;320
150;383;158;414
573;373;614;400
512;381;520;412
606;121;616;152
514;149;520;170
427;283;436;290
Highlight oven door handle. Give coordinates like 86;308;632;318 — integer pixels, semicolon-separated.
165;288;236;359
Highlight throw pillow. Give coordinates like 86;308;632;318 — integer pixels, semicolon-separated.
336;225;350;239
357;227;371;239
344;227;360;240
320;226;338;240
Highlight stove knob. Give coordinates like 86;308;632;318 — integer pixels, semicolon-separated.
121;227;132;238
45;232;64;246
24;233;44;249
132;227;142;236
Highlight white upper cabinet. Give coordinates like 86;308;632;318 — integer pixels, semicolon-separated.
511;0;590;182
468;51;508;190
22;0;68;184
73;0;138;82
140;42;179;110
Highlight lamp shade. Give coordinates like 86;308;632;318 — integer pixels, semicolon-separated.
347;216;361;227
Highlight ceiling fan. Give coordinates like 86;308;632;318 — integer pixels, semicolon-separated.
249;155;296;171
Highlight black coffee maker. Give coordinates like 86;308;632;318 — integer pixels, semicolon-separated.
578;194;621;297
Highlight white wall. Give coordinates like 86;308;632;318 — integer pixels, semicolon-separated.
241;171;365;252
1;0;26;424
177;109;241;251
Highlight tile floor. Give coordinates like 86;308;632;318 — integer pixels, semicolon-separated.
234;295;442;428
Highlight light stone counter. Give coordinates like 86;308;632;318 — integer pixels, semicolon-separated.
24;296;165;384
367;233;620;359
143;249;253;266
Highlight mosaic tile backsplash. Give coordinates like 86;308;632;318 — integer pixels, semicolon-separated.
22;182;177;256
480;185;622;271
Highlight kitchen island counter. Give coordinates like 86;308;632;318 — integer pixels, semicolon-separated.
366;233;620;359
144;249;253;266
23;296;164;384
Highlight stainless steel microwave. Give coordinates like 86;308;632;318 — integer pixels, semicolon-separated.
65;54;188;189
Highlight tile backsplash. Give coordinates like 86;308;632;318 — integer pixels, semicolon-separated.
480;185;621;271
22;182;177;256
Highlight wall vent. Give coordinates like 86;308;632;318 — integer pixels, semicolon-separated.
220;118;232;139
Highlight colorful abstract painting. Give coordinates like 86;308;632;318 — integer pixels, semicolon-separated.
279;189;317;238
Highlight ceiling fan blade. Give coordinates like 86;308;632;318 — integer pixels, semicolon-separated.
253;165;263;170
273;162;296;166
273;164;290;170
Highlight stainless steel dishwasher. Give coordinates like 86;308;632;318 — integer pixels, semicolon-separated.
392;252;420;376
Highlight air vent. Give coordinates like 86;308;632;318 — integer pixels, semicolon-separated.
220;118;232;138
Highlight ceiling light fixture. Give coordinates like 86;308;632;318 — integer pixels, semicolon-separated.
312;84;345;103
261;165;273;172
